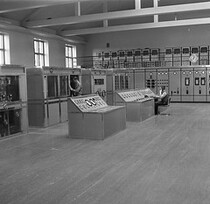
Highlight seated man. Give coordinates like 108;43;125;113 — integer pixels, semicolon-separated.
155;86;169;115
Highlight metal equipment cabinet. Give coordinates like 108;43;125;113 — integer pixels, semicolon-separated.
68;94;126;140
0;65;28;138
81;69;107;102
106;68;135;105
115;89;154;122
26;67;82;127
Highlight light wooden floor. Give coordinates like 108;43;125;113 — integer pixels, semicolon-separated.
1;103;210;204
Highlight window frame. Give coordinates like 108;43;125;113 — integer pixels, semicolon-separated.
65;44;77;68
33;38;49;68
0;33;10;65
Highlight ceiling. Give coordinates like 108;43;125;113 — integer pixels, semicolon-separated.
1;0;210;42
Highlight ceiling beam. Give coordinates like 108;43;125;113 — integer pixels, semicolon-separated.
103;2;108;28
20;8;40;26
61;17;210;36
153;0;158;23
75;2;81;16
135;0;141;9
0;17;20;26
0;0;104;14
25;2;210;28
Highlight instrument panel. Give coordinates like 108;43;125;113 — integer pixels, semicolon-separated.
71;95;108;112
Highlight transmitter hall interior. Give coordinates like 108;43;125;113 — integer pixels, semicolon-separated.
1;0;210;203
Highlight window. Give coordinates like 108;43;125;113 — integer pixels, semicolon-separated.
34;38;49;68
65;44;77;68
0;33;10;65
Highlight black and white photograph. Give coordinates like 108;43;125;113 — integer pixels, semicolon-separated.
1;0;210;203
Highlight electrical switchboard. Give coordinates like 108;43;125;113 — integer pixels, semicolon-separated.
126;50;134;68
93;52;103;69
110;51;118;68
193;68;207;102
91;69;107;102
200;46;208;65
157;69;169;94
190;47;199;66
181;69;193;101
145;69;157;94
142;48;150;67
151;49;160;67
182;47;190;66
173;47;181;66
169;68;181;102
165;48;173;67
134;68;145;89
118;50;126;68
103;51;110;68
134;49;142;68
106;68;134;105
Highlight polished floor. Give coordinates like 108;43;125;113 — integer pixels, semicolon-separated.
1;103;210;204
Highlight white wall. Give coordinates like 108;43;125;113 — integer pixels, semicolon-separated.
84;24;210;56
0;26;85;68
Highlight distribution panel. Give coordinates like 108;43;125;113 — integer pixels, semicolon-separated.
103;51;110;68
126;50;134;68
106;68;135;105
81;69;107;102
93;52;103;69
134;68;145;89
134;49;142;68
199;46;208;65
165;48;173;67
92;69;107;102
95;44;210;69
181;69;193;101
145;70;157;94
190;47;199;66
118;50;126;68
173;47;181;66
151;48;160;67
142;48;151;67
114;69;134;91
169;69;181;102
182;47;190;66
110;51;118;68
157;69;169;93
193;68;207;102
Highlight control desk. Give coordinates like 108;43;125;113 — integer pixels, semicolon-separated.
68;94;126;140
115;89;155;122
